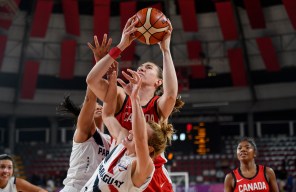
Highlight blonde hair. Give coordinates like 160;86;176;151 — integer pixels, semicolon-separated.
147;121;174;158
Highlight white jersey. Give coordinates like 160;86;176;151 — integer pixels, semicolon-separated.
61;129;111;192
0;177;17;192
81;144;154;192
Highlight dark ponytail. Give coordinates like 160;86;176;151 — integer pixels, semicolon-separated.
56;95;81;120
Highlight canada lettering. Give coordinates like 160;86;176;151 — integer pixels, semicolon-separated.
123;113;155;122
98;165;124;188
238;182;267;192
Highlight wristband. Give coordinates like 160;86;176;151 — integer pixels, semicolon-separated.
109;47;122;60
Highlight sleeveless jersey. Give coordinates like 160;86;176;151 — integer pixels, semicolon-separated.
61;129;111;192
81;144;154;192
115;95;160;130
0;177;17;192
232;165;270;192
115;95;173;192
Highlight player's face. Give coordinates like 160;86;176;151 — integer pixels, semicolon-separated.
137;63;162;86
236;141;255;162
122;123;153;154
0;160;13;183
94;104;102;119
94;104;103;128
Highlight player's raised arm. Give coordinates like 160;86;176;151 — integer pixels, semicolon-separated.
102;68;123;142
157;19;178;120
86;17;138;103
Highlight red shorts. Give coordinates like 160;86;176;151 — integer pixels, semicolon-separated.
144;164;173;192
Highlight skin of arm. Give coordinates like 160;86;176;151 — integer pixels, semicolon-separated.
74;87;98;143
224;173;234;192
102;70;123;142
74;35;113;143
16;178;47;192
122;70;154;187
266;167;279;192
156;20;178;120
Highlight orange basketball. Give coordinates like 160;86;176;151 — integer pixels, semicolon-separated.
134;7;169;45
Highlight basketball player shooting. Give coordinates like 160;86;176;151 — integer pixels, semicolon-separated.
86;12;179;191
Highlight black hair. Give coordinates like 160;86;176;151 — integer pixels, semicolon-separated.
0;154;13;161
237;137;258;153
56;95;81;122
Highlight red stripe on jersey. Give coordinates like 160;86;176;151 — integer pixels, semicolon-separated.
108;184;119;192
108;148;126;174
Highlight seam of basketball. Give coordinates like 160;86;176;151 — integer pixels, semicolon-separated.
137;8;168;41
136;9;167;43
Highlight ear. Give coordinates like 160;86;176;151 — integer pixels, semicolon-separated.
148;146;154;153
154;79;163;88
148;146;155;157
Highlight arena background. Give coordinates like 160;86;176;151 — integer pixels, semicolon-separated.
0;0;295;191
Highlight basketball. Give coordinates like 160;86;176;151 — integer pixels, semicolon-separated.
134;7;169;45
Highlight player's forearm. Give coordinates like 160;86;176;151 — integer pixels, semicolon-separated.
131;99;147;141
86;54;115;86
77;88;97;128
162;50;178;97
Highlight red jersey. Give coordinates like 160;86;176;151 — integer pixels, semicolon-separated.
232;165;270;192
116;95;173;192
115;95;160;130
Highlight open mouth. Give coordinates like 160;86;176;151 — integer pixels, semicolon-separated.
1;175;10;178
127;134;133;141
138;72;144;76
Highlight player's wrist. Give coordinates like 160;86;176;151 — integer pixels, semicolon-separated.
109;46;122;60
161;48;171;54
116;43;127;52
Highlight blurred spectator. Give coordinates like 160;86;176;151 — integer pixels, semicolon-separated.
0;154;47;192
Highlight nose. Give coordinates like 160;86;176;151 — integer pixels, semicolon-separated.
3;167;9;172
138;67;145;72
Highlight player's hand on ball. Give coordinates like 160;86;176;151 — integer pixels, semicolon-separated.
118;15;138;51
159;19;173;52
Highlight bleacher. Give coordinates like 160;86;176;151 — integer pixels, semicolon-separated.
169;136;296;183
3;135;295;186
15;143;72;177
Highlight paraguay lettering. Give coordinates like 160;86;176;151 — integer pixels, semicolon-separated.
98;164;124;188
98;146;109;157
238;182;267;192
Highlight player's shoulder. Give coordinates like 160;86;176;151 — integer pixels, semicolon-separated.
264;166;275;175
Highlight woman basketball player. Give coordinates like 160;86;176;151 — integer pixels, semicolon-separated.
57;37;113;192
0;154;47;192
224;137;279;192
86;15;183;192
81;67;174;191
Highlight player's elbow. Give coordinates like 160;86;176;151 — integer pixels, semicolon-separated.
166;87;178;98
86;74;95;86
165;93;178;103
